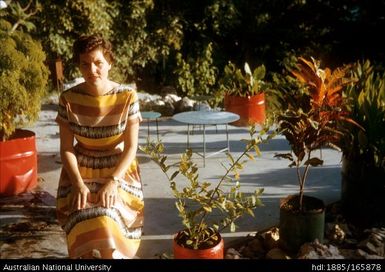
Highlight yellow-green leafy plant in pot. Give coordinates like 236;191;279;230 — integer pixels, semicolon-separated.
140;126;270;258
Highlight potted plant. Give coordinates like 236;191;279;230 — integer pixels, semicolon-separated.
0;7;49;195
140;126;268;259
218;61;267;127
274;57;358;253
340;60;385;227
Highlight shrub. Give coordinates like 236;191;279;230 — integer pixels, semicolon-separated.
0;19;49;140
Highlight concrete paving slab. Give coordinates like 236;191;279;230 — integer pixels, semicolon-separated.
0;102;344;259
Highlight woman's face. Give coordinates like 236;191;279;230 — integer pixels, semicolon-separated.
79;48;111;88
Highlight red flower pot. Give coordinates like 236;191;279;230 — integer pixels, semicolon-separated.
0;129;37;196
173;231;224;259
224;93;266;127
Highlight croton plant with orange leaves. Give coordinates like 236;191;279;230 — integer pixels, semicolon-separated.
275;57;360;211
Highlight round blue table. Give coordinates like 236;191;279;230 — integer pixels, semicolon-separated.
141;111;161;140
172;111;240;166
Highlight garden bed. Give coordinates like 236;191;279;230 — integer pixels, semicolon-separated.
224;202;385;259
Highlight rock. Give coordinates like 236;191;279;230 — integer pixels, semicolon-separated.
373;232;385;241
140;100;160;111
371;228;385;239
339;248;358;259
356;249;384;259
92;249;102;259
63;77;85;90
344;238;358;246
163;94;181;104
43;94;59;105
174;97;194;113
262;227;280;250
193;101;211;111
369;234;383;247
160;86;177;97
357;240;379;255
138;93;162;103
249;238;265;252
157;100;175;116
356;249;367;258
226;248;240;255
266;248;290;259
358;229;385;257
298;240;344;259
246;232;258;238
240;237;265;258
240;246;255;258
327;224;346;243
225;248;242;259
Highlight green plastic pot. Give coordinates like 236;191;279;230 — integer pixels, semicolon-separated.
279;194;325;253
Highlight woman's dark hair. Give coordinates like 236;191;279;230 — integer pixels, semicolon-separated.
72;34;115;65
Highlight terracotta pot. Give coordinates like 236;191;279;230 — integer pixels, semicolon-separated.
224;93;265;127
279;194;325;253
0;129;37;196
173;231;224;259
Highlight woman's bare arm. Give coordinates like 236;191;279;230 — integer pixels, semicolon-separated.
59;124;90;210
98;119;140;208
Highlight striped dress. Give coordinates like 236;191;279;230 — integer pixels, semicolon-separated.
55;84;144;259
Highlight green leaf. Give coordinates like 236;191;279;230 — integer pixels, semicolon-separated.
255;188;264;195
170;171;179;181
274;153;293;161
160;156;167;164
308;118;319;129
304;157;324;167
230;222;236;232
203;206;212;213
227;153;235;164
246;153;255;161
246;208;255;217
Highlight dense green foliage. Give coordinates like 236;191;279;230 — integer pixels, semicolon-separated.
342;61;385;170
218;61;266;97
174;42;217;97
22;0;384;95
29;0;119;79
0;19;49;139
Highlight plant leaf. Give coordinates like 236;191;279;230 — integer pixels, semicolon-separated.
170;171;179;180
304;157;324;167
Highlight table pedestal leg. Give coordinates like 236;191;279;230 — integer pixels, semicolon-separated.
187;124;190;148
226;124;230;152
156;118;159;141
203;124;206;167
147;120;150;141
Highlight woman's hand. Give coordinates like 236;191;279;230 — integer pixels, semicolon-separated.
97;179;118;208
72;182;90;210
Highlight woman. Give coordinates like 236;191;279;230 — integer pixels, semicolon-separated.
55;34;143;259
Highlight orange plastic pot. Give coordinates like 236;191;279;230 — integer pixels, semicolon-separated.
224;93;265;127
173;232;224;259
0;129;37;196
